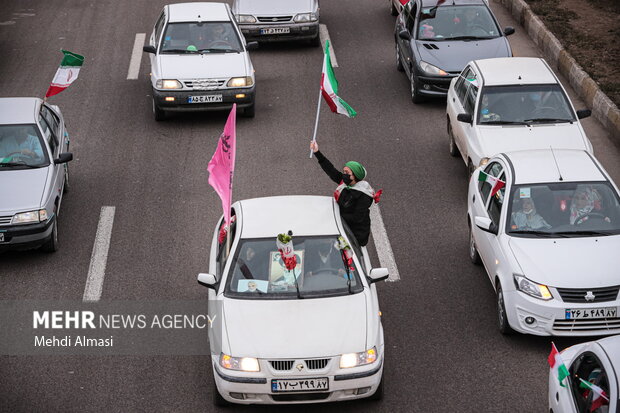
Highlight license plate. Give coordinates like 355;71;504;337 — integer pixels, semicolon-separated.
188;95;222;103
271;377;329;393
260;27;290;35
565;307;617;319
0;233;4;242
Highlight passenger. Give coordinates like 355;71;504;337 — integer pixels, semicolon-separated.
512;198;551;230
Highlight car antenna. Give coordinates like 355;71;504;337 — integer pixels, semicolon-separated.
288;231;303;299
550;146;563;181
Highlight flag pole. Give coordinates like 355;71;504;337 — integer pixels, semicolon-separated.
309;87;322;159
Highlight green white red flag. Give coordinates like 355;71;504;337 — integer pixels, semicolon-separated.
579;378;609;411
478;170;505;197
548;342;570;388
45;50;84;98
321;40;356;118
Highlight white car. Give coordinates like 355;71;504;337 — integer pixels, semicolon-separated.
467;149;620;336
447;57;593;175
143;2;258;120
549;335;619;413
197;196;388;405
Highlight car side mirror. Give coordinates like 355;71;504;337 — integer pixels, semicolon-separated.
398;30;411;41
474;216;498;235
457;113;472;124
54;152;73;164
576;109;591;119
143;45;156;54
503;27;515;36
246;41;259;51
197;273;218;290
367;268;389;284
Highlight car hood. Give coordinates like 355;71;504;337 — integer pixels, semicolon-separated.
157;53;249;79
234;0;315;15
0;168;48;214
508;236;620;288
415;38;510;72
222;294;367;359
477;124;588;158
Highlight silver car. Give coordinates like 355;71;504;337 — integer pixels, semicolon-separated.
232;0;320;46
0;97;73;252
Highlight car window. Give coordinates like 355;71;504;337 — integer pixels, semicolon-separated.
405;2;417;33
479;161;503;201
418;5;501;40
341;219;367;274
569;352;611;413
487;172;506;224
154;12;166;47
464;77;479;115
224;236;363;299
40;106;60;153
506;181;620;237
216;214;237;278
0;124;49;168
478;84;576;125
455;67;472;104
160;22;243;53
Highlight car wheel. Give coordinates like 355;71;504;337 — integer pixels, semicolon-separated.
468;222;481;265
243;102;255;118
390;0;398;16
467;159;476;178
448;121;459;157
395;44;404;72
63;163;70;193
309;33;321;47
213;386;231;407
41;215;59;253
410;72;424;104
368;375;384;401
152;97;166;121
497;284;514;335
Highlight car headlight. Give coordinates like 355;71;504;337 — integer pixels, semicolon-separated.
236;14;256;23
155;79;182;89
513;274;553;300
219;353;260;372
227;76;254;87
12;209;48;224
339;347;377;368
419;61;449;76
478;157;490;167
294;12;318;22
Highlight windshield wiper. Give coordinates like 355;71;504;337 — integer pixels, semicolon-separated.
197;48;239;53
510;230;569;237
553;230;612;236
443;35;487;41
523;118;573;124
482;120;529;125
0;162;39;168
160;49;196;54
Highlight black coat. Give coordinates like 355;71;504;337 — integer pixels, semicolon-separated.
315;151;373;246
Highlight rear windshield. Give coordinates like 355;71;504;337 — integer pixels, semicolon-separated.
0;124;48;169
160;22;242;53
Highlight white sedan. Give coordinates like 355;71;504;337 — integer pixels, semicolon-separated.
549;335;619;413
197;196;388;405
468;149;620;336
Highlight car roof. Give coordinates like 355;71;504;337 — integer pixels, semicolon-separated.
502;149;607;185
167;2;230;23
237;196;340;238
474;57;557;86
421;0;488;7
0;97;40;125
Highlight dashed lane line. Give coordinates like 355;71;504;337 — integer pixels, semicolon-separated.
127;33;146;80
83;206;116;302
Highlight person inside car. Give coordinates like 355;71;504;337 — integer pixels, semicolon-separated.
512;198;551;230
570;186;611;225
0;126;44;163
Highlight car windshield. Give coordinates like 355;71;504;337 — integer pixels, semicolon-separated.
507;182;620;237
418;5;500;40
0;124;48;169
160;22;242;53
478;84;576;125
225;236;363;299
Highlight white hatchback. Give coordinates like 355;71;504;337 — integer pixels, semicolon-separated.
197;196;388;405
143;2;258;120
467;149;620;336
447;57;593;175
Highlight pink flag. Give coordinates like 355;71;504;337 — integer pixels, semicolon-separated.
208;105;236;226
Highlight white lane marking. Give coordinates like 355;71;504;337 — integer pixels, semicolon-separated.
319;24;338;67
83;206;116;302
127;33;146;80
370;204;400;282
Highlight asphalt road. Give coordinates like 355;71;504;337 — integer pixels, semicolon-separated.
1;0;619;412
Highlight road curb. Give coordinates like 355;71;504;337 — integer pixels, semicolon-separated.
495;0;620;141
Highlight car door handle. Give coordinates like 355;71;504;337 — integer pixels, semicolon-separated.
472;194;476;203
452;98;455;102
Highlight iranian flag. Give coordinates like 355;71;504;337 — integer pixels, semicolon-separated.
478;170;505;197
579;378;609;411
548;342;570;388
320;40;356;118
45;50;85;98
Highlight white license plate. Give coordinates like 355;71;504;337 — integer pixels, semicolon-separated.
565;307;617;319
271;377;328;392
260;27;290;35
188;95;222;103
0;233;4;242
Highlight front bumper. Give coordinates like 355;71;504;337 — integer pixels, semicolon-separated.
212;356;383;404
239;22;319;42
504;289;620;336
153;86;255;112
415;74;457;97
0;216;55;252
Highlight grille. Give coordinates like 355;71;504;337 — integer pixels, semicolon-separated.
270;360;294;371
557;286;619;303
183;79;226;90
257;16;292;23
271;393;330;402
0;216;12;225
305;358;329;370
553;317;620;333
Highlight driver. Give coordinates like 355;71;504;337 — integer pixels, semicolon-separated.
452;7;486;34
0;126;44;162
570;186;610;225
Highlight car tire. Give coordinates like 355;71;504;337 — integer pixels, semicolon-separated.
63;163;70;193
41;215;59;253
310;33;321;47
468;222;481;265
213;386;231;407
396;44;404;72
153;97;166;121
467;159;476;178
410;72;424;104
497;284;514;335
390;0;398;16
368;375;384;401
448;121;459;157
243;102;255;118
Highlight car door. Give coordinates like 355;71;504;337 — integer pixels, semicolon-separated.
451;66;476;163
38;105;64;210
564;349;616;413
461;71;480;167
397;0;417;77
149;9;166;82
